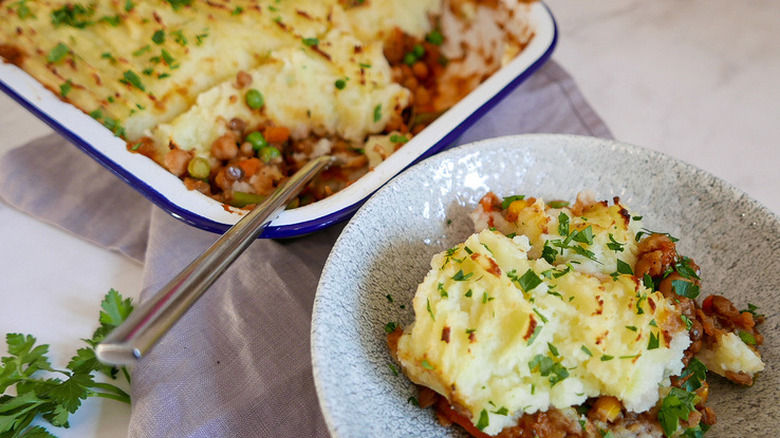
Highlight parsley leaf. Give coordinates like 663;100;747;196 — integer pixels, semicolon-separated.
657;387;698;436
671;279;700;299
0;289;133;437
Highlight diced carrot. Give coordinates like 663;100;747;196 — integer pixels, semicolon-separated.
237;157;261;177
264;126;290;143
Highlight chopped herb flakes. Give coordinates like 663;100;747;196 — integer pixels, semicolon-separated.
373;104;382;122
476;409;489;431
59;80;72;97
672;279;700;299
528;354;569;386
47;43;69;63
451;270;473;282
648;332;660;350
120;70;145;91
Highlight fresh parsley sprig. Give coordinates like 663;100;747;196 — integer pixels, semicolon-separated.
0;289;134;437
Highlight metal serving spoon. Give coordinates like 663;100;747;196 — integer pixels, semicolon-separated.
95;155;334;366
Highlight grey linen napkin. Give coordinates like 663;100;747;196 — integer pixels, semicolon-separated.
0;61;611;437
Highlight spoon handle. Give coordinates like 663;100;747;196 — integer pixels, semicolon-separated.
96;155;333;365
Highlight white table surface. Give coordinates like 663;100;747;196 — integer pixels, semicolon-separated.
1;1;778;436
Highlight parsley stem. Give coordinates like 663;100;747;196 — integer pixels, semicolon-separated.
92;387;131;404
121;366;132;384
92;382;131;401
94;392;131;404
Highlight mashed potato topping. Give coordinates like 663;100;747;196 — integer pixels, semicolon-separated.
391;192;765;437
396;215;688;435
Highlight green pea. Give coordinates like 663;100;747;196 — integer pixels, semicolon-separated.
259;146;281;163
245;88;264;109
245;131;268;151
187;156;211;180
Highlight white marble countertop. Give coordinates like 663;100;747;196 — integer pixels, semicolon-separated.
1;1;778;436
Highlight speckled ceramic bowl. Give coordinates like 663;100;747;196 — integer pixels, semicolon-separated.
311;134;780;437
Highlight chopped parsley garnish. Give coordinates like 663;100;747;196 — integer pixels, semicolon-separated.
120;70;145;91
526;325;542;346
232;6;243;15
373;104;382;122
171;29;188;45
426;298;435;321
476;409;489;431
437;283;448;298
657;387;699;436
581;345;592;356
681;314;693;330
302;37;319;46
558;212;570;236
738;330;757;345
741;303;764;319
388;363;398;376
600;354;614;361
547;342;559;357
672;279;700;299
612;259;634;278
492;406;508;416
607;234;625;252
501;195;525;210
532;308;548;324
421;359;434;370
383;321;397;334
334;78;347;89
547;200;570;209
680;358;707;392
15;0;33;19
528;354;569;386
464;289;473;298
626;325;638;332
59;80;72;97
152;29;165;44
132;45;151;56
451;270;473;282
541;241;557;264
47;43;69;63
674;257;701;280
100;15;121;26
511;269;542;293
643;273;655;290
124;0;135;12
635;228;679;243
572;226;594;245
165;0;193;10
51;3;94;28
385;294;393;303
648;331;660;350
408;396;419;406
